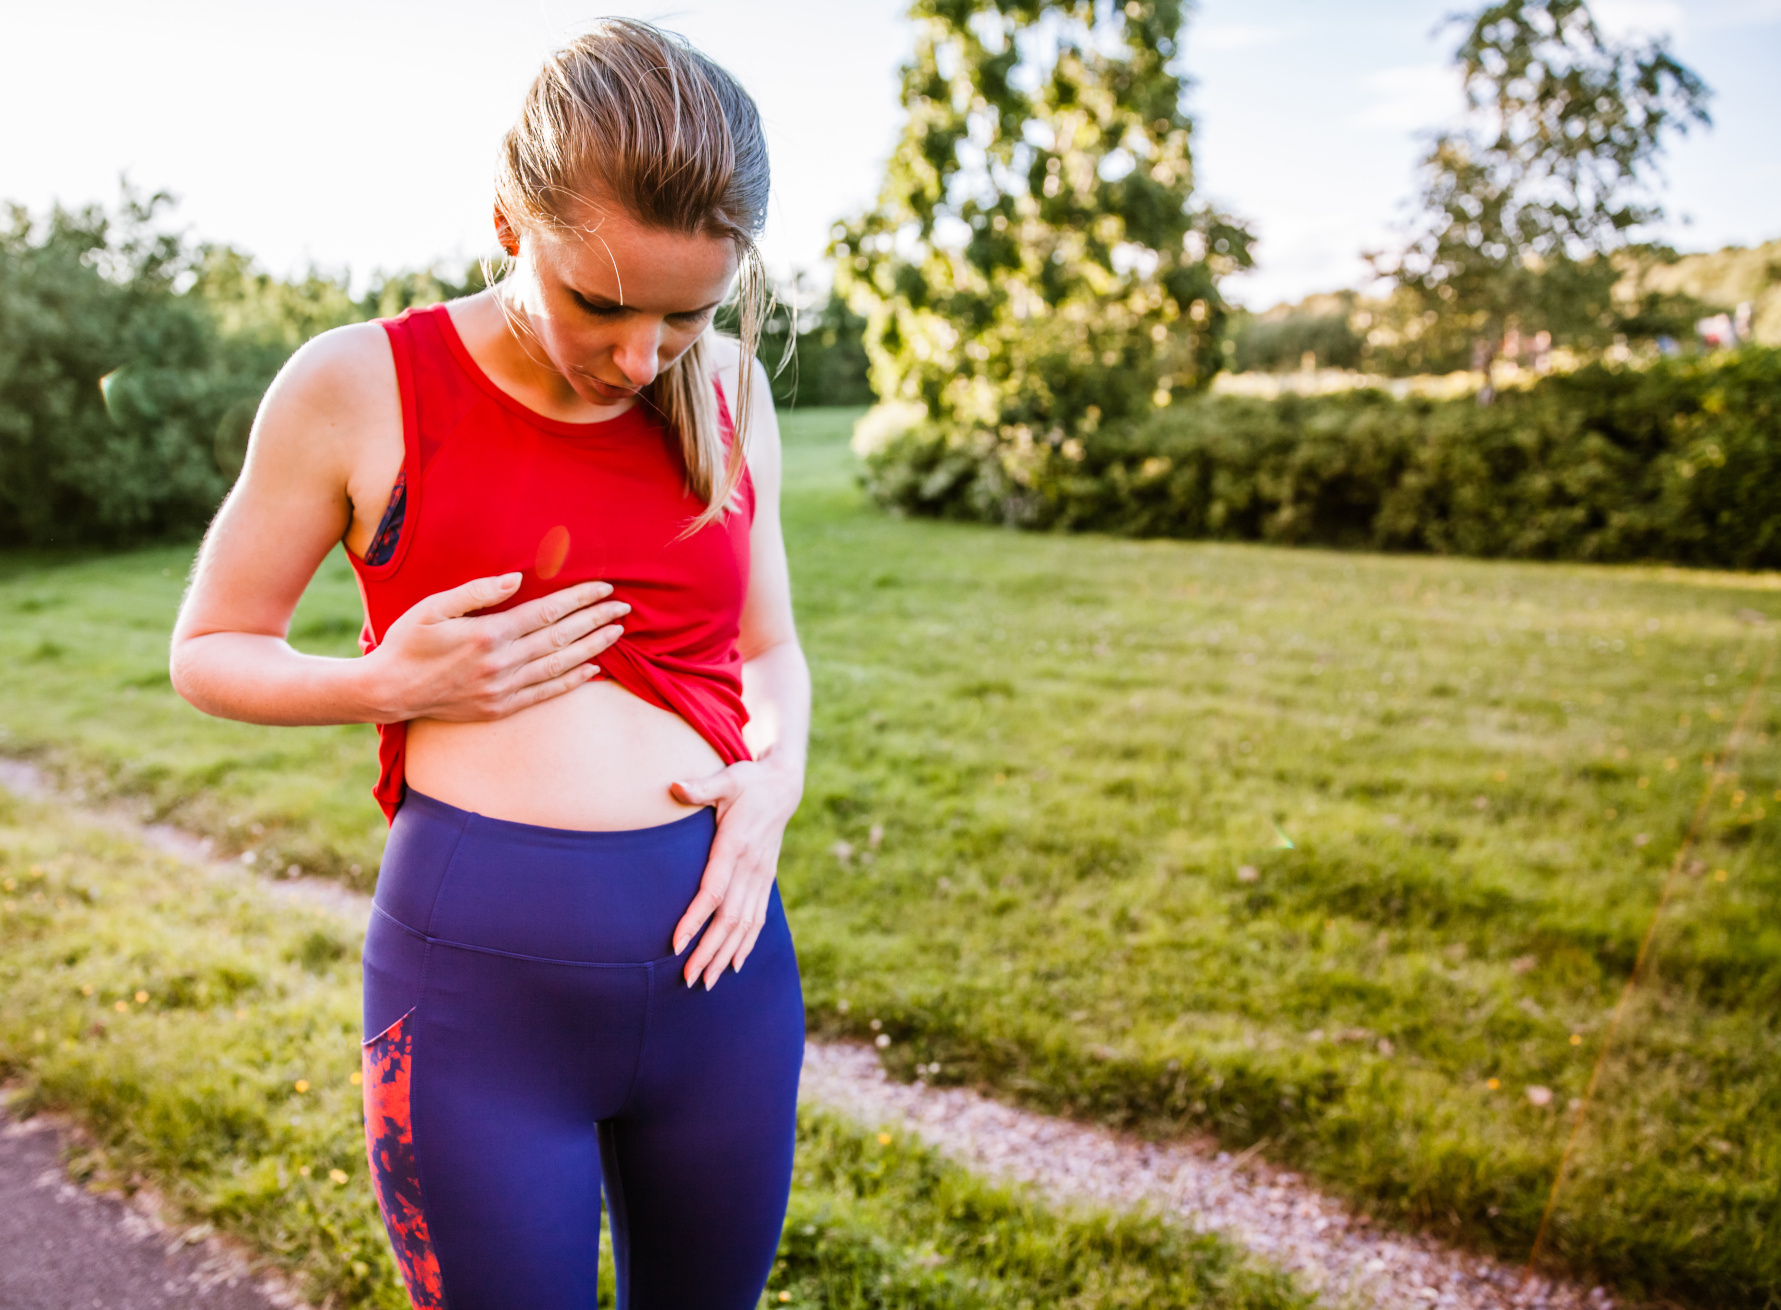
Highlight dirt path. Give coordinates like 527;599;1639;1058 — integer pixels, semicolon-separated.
0;759;1613;1310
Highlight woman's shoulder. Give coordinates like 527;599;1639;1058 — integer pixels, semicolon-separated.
274;320;398;406
251;321;403;475
700;333;781;498
704;331;775;426
705;330;743;402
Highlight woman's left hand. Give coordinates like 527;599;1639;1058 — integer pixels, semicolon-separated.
669;757;804;989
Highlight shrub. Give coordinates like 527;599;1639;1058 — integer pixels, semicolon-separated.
0;196;243;546
0;194;396;547
858;348;1781;568
0;191;514;548
1228;307;1365;374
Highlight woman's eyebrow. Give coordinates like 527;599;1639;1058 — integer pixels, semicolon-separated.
570;287;722;315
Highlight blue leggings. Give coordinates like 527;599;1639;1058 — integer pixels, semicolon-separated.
360;791;804;1310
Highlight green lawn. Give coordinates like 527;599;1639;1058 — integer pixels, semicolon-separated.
2;406;1778;1305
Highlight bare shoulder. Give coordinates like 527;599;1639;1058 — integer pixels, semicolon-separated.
705;329;744;408
261;321;396;428
704;332;773;405
705;329;743;373
248;320;401;482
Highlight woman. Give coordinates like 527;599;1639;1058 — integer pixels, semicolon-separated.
170;22;808;1310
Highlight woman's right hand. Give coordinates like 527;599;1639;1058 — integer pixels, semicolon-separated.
365;573;629;723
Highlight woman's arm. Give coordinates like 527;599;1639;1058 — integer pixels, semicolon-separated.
171;322;629;727
670;342;811;988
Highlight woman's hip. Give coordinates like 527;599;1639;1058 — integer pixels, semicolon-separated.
375;788;730;963
361;788;801;1093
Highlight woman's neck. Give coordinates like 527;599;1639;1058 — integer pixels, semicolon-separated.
446;290;637;425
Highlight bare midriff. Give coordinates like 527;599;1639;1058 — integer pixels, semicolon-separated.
403;679;725;831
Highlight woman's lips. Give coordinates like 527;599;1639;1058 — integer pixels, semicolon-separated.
582;375;639;402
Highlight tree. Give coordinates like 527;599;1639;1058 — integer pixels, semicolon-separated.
0;191;237;544
1376;0;1710;389
0;188;478;543
833;0;1250;450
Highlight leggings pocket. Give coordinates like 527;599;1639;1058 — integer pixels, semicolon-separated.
363;907;431;1044
361;911;448;1310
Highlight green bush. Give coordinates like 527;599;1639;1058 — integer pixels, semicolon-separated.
0;185;866;549
860;348;1781;568
0;194;414;547
1228;310;1364;374
0;196;245;546
0;188;514;548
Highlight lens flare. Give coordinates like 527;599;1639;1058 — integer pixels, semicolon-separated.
535;526;571;580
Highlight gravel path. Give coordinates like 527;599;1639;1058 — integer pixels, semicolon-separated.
1;757;1614;1310
800;1042;1610;1310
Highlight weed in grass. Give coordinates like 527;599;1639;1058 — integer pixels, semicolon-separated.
1;408;1778;1303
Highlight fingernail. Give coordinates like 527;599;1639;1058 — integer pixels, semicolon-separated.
704;977;714;992
673;937;687;954
501;572;522;586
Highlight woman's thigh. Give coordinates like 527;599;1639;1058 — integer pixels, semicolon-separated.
364;930;645;1308
601;892;805;1310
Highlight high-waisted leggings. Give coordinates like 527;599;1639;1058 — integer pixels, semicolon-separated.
359;791;804;1310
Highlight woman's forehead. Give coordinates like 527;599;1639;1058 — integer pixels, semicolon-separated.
540;208;737;309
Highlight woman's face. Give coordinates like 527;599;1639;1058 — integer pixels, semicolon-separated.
503;204;739;405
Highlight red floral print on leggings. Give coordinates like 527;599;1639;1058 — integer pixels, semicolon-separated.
363;1013;445;1308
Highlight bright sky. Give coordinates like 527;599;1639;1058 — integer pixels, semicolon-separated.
3;0;1776;310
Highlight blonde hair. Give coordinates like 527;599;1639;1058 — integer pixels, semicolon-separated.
495;19;770;530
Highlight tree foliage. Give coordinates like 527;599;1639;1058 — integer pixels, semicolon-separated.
0;190;504;547
0;193;242;545
834;0;1251;444
1378;0;1710;366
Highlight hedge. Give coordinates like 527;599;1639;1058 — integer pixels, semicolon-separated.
858;348;1781;569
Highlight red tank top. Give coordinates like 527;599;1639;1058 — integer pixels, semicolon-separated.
347;303;754;823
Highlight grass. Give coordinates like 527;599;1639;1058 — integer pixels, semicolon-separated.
0;787;1302;1310
1;406;1779;1303
0;541;382;885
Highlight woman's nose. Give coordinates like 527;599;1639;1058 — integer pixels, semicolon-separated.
611;319;664;388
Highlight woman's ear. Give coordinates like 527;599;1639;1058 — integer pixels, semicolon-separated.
494;206;520;258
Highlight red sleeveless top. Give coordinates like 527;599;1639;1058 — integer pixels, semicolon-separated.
347;303;754;823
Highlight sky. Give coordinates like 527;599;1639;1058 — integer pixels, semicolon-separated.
2;0;1776;310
